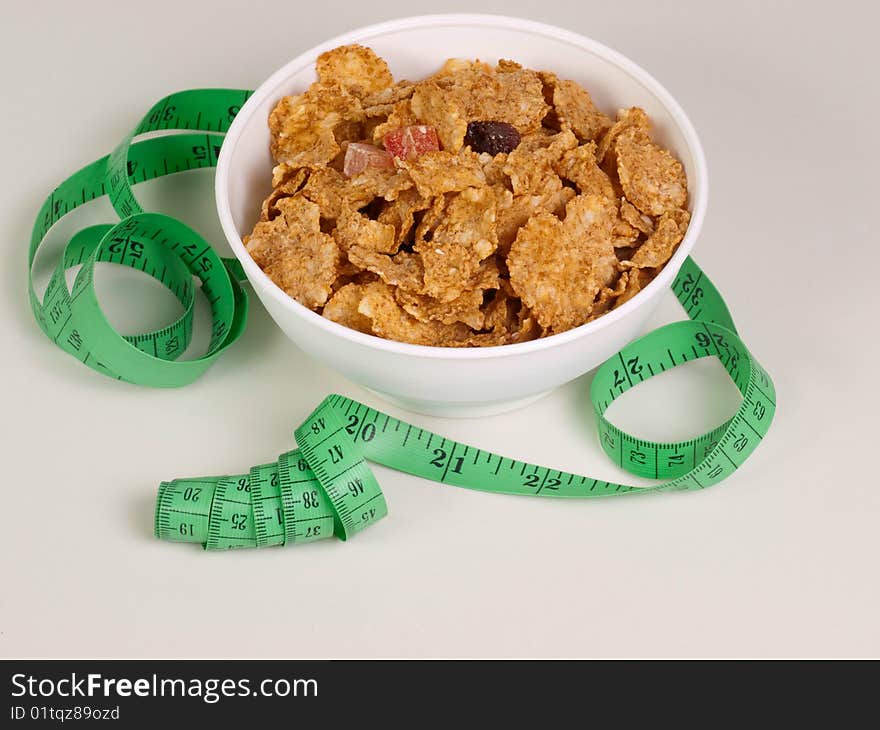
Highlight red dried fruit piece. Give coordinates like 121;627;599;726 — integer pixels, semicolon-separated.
383;125;440;160
343;142;394;178
464;121;521;155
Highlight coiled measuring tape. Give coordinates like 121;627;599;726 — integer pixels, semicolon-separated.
29;90;776;550
29;89;250;386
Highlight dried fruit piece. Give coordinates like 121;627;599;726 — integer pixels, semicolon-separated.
464;121;521;155
383;125;440;160
508;194;617;331
316;44;393;98
343;142;394;177
245;196;340;309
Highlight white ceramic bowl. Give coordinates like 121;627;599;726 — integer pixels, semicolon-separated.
216;14;708;417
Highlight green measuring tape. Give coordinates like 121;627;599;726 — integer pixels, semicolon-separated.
29;90;776;550
157;259;776;549
29;89;251;386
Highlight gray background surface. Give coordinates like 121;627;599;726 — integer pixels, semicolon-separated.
1;0;878;658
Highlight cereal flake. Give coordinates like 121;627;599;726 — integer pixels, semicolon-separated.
245;196;339;308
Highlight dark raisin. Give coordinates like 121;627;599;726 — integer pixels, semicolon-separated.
464;121;521;155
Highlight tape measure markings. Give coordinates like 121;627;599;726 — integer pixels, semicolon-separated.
155;477;223;544
295;403;389;541
249;462;286;548
30;89;251;387
276;450;336;546
206;475;258;550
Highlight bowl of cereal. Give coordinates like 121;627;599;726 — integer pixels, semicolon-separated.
216;14;707;417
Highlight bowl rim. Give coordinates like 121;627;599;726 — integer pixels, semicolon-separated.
215;13;708;361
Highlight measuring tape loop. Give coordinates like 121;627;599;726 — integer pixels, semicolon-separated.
294;401;389;540
25;88;776;548
29;89;252;386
